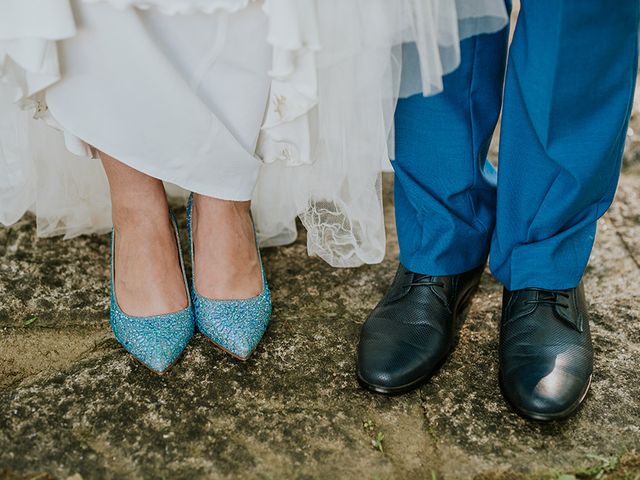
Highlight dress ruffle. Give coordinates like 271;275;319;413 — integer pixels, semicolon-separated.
0;0;509;264
0;0;112;236
0;0;75;101
256;0;509;266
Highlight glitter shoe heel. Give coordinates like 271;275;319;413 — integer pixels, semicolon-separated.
109;211;195;374
187;193;272;361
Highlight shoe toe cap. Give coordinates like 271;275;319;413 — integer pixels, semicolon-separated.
357;329;446;390
195;296;272;359
112;310;195;373
204;322;268;359
502;363;591;419
139;329;193;373
139;348;181;374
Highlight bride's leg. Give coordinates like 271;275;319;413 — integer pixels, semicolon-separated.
191;193;262;300
100;151;188;316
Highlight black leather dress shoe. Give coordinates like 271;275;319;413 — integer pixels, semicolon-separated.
357;263;484;395
500;283;593;421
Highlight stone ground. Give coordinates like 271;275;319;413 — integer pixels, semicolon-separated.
2;95;640;480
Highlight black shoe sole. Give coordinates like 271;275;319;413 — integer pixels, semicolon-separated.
498;373;592;422
357;282;480;396
356;355;448;396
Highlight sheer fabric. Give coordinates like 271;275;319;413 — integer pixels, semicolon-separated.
0;0;508;266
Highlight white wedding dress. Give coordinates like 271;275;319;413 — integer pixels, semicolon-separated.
0;0;508;266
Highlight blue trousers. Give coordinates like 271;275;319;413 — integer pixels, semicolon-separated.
393;0;639;290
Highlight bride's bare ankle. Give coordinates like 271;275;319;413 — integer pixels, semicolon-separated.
111;197;171;233
192;193;251;216
192;193;254;243
111;199;186;316
191;193;261;300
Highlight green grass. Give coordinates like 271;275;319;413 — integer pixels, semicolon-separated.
555;451;639;480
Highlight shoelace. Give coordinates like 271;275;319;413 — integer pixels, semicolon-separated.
404;271;445;289
524;289;570;309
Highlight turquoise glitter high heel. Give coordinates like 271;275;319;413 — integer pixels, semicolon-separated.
187;194;272;361
110;212;195;374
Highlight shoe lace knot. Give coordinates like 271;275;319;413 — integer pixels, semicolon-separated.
524;289;570;309
405;271;445;289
